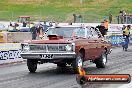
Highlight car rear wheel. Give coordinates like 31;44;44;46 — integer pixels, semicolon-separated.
27;59;37;73
72;53;83;73
95;52;107;68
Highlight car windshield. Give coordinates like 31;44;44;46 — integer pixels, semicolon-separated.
45;27;86;38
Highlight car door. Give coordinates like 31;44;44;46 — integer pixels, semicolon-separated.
90;27;102;58
85;27;98;60
89;27;101;59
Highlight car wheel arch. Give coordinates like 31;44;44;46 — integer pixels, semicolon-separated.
104;47;107;52
101;46;107;53
79;48;85;59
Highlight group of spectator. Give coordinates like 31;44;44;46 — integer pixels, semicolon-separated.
8;20;51;40
9;21;28;32
118;10;127;24
109;10;132;24
30;22;49;40
9;21;19;32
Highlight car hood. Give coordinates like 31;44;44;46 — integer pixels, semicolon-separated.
24;39;74;44
23;34;75;44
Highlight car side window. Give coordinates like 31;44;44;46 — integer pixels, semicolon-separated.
90;27;99;38
87;28;93;38
74;28;85;37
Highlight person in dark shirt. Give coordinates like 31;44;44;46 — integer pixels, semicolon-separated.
43;21;48;32
96;22;106;37
23;22;27;27
30;24;38;40
109;14;112;23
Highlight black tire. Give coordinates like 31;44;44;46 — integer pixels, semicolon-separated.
27;59;37;73
57;63;66;68
72;53;84;73
94;52;107;68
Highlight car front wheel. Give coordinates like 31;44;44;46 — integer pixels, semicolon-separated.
94;52;107;68
27;59;37;73
72;53;83;73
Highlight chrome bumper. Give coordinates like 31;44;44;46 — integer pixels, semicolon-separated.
20;52;76;59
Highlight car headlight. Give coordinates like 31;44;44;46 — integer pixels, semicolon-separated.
22;44;29;51
65;45;72;51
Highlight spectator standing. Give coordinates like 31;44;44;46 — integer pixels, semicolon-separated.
12;23;19;32
119;10;124;24
109;14;112;23
30;24;38;40
38;24;44;39
23;22;27;27
119;10;127;24
122;10;127;23
117;15;120;24
122;25;131;51
43;21;48;32
73;14;76;23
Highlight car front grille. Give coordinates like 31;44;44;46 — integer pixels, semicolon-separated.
30;45;46;51
29;44;67;52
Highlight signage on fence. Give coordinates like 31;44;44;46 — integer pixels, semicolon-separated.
105;34;132;46
0;49;21;60
0;43;23;64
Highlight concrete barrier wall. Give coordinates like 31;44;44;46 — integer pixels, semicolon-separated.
0;32;32;43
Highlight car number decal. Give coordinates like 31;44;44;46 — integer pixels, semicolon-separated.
41;54;53;59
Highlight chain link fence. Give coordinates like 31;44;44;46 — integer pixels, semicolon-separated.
0;11;131;24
